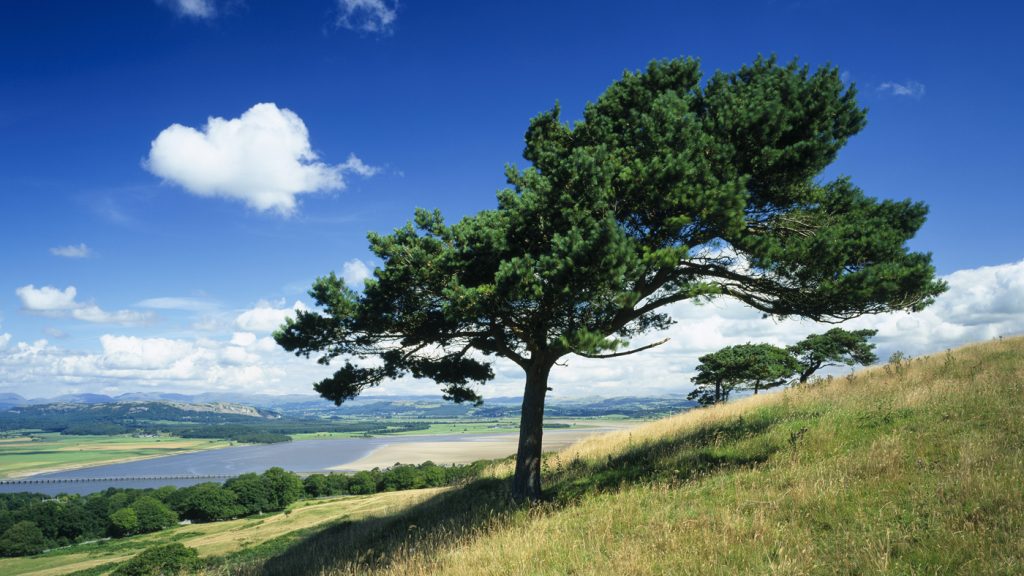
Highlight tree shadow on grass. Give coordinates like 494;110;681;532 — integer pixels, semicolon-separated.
227;477;514;576
228;410;783;576
546;408;780;502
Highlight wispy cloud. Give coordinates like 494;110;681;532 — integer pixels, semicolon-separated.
50;243;92;259
339;153;380;177
136;297;219;312
158;0;216;19
877;80;926;98
337;0;398;34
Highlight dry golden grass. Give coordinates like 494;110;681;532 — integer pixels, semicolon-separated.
233;337;1023;576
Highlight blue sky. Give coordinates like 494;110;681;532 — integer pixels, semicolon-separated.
1;0;1022;399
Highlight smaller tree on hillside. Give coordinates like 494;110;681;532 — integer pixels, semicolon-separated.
225;473;275;515
688;344;799;406
261;467;304;510
108;507;139;537
168;483;243;523
129;497;178;534
303;474;331;498
788;328;878;383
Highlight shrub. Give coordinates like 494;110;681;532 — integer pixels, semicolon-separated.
112;543;201;576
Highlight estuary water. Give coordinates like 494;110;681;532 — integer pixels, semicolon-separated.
0;426;624;496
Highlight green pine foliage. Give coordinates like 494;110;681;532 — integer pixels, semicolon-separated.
689;328;880;406
688;343;800;405
789;327;878;382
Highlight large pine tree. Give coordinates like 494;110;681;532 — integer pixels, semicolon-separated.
276;56;946;502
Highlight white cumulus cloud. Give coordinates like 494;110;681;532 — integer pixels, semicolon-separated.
146;103;376;216
0;331;331;397
16;285;153;326
100;335;195;370
3;260;1024;399
337;0;397;33
16;285;79;311
537;259;1024;397
235;300;308;333
50;243;92;258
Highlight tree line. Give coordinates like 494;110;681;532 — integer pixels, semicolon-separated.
688;328;878;405
0;460;488;557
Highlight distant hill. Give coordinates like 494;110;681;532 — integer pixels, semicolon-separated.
0;392;25;410
0;392;696;419
238;337;1024;575
0;400;283;439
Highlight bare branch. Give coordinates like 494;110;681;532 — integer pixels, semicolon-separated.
574;338;670;359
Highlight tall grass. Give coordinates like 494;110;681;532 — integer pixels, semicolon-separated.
219;337;1024;575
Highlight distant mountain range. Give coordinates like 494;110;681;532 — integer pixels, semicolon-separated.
0;391;696;419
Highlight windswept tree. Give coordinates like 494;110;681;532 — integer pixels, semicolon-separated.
688;343;799;405
276;55;946;502
789;328;878;383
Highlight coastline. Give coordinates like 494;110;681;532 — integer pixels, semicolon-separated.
333;421;641;471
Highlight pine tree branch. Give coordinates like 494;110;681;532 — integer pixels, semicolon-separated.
574;338;670;359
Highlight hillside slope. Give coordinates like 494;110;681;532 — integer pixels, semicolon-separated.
225;337;1023;576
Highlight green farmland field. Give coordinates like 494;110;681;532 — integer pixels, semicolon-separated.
0;433;234;479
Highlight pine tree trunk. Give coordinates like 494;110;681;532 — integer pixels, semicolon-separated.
511;360;552;503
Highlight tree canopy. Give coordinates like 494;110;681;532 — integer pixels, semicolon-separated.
789;328;878;382
276;55;946;501
688;343;799;405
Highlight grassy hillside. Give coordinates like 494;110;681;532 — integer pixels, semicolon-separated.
0;489;444;576
219;337;1023;576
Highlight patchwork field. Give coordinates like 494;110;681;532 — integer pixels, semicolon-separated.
0;434;234;479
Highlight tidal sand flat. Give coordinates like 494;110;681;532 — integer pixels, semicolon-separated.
335;422;640;471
